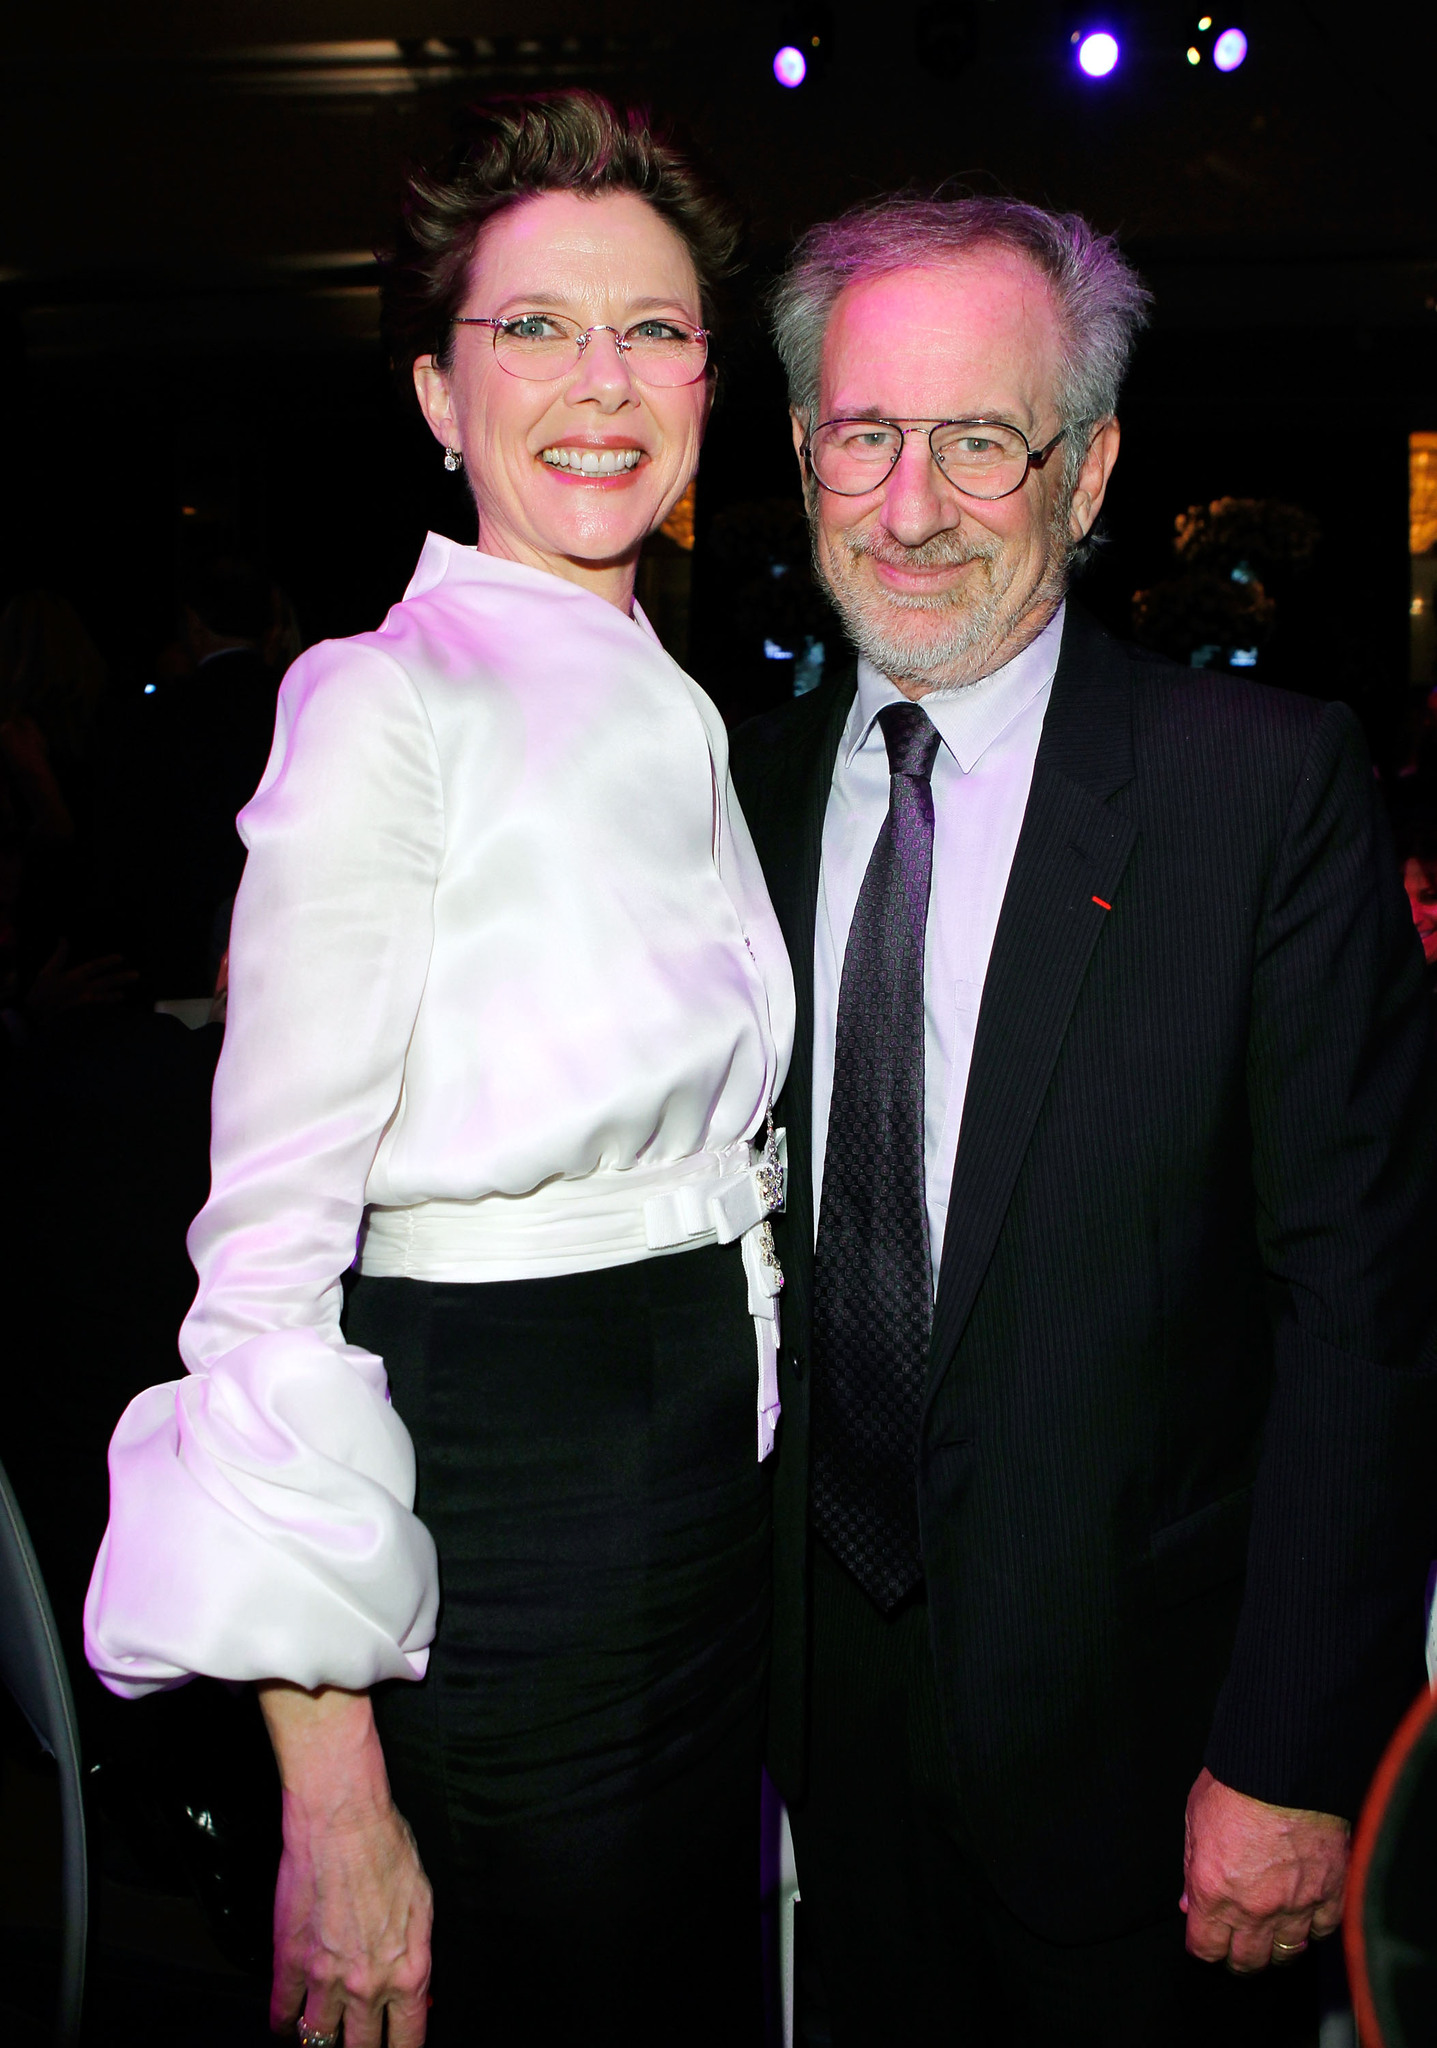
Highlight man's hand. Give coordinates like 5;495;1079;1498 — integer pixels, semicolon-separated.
1181;1767;1349;1972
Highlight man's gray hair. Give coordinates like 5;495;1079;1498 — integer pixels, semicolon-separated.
770;194;1152;451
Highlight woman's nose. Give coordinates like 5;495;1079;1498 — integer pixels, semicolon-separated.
567;327;637;406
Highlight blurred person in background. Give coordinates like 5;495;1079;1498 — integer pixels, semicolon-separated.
0;589;107;851
0;591;104;950
0;590;134;1042
107;554;281;995
1396;807;1437;993
84;90;793;2048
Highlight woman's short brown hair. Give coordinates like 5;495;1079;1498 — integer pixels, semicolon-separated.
382;89;741;399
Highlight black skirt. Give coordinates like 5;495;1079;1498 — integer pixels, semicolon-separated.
347;1240;771;2046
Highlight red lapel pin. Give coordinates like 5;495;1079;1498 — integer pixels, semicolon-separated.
1091;896;1112;911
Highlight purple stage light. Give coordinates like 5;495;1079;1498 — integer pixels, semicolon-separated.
1076;31;1120;78
773;44;807;87
1212;26;1247;70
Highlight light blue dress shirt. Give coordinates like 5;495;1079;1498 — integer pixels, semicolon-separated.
812;603;1066;1277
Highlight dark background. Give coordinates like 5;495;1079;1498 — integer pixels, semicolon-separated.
2;0;1435;752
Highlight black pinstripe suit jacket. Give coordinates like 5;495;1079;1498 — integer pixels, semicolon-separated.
729;603;1437;1941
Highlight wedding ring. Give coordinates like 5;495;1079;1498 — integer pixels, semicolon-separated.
1271;1937;1308;1959
297;2019;340;2048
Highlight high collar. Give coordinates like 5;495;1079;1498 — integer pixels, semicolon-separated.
402;531;659;646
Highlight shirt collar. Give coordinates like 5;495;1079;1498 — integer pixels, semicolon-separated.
847;601;1065;775
405;530;653;631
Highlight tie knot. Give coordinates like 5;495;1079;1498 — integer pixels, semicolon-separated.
877;701;941;783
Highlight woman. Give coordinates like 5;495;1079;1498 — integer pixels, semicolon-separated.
84;92;794;2048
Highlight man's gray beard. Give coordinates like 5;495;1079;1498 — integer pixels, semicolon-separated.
814;516;1071;693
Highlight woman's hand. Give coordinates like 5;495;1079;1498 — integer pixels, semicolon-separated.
259;1683;433;2048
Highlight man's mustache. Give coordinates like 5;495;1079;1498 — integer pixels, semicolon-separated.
842;529;1000;573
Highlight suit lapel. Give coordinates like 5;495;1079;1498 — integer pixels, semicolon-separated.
927;611;1138;1389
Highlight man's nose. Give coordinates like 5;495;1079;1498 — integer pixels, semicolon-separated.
567;327;637;408
878;433;960;548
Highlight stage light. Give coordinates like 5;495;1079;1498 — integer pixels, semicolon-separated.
1076;29;1119;76
1198;14;1212;27
1187;44;1200;61
1212;25;1247;69
772;10;831;86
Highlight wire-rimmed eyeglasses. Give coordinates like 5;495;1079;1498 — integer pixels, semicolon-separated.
805;417;1067;500
452;312;711;388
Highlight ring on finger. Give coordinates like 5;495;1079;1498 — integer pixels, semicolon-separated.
1271;1937;1309;1962
297;2018;341;2048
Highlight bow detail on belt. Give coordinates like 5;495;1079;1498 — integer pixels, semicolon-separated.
642;1117;787;1460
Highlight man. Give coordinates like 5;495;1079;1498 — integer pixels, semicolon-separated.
730;196;1437;2043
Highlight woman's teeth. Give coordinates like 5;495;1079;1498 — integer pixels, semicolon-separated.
541;447;643;474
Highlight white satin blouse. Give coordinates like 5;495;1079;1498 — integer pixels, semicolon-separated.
84;535;795;1700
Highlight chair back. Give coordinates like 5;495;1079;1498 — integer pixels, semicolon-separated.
0;1455;88;2046
1346;1684;1437;2048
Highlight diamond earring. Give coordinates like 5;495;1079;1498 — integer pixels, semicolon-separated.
443;447;463;473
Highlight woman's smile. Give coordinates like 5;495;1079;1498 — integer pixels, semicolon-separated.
538;440;648;478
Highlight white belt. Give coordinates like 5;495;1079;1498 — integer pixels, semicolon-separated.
360;1126;787;1460
642;1123;787;1461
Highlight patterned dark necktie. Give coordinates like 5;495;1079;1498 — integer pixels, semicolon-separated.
811;699;941;1611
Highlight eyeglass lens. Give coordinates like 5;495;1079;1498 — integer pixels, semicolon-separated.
809;419;1034;499
492;313;707;387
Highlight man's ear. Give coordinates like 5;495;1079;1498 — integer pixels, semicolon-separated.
1068;417;1122;542
791;407;819;513
790;407;809;477
413;356;458;452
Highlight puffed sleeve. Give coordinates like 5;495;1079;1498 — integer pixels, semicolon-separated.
84;640;445;1697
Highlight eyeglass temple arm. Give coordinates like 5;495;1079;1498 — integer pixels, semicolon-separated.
1028;427;1067;467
